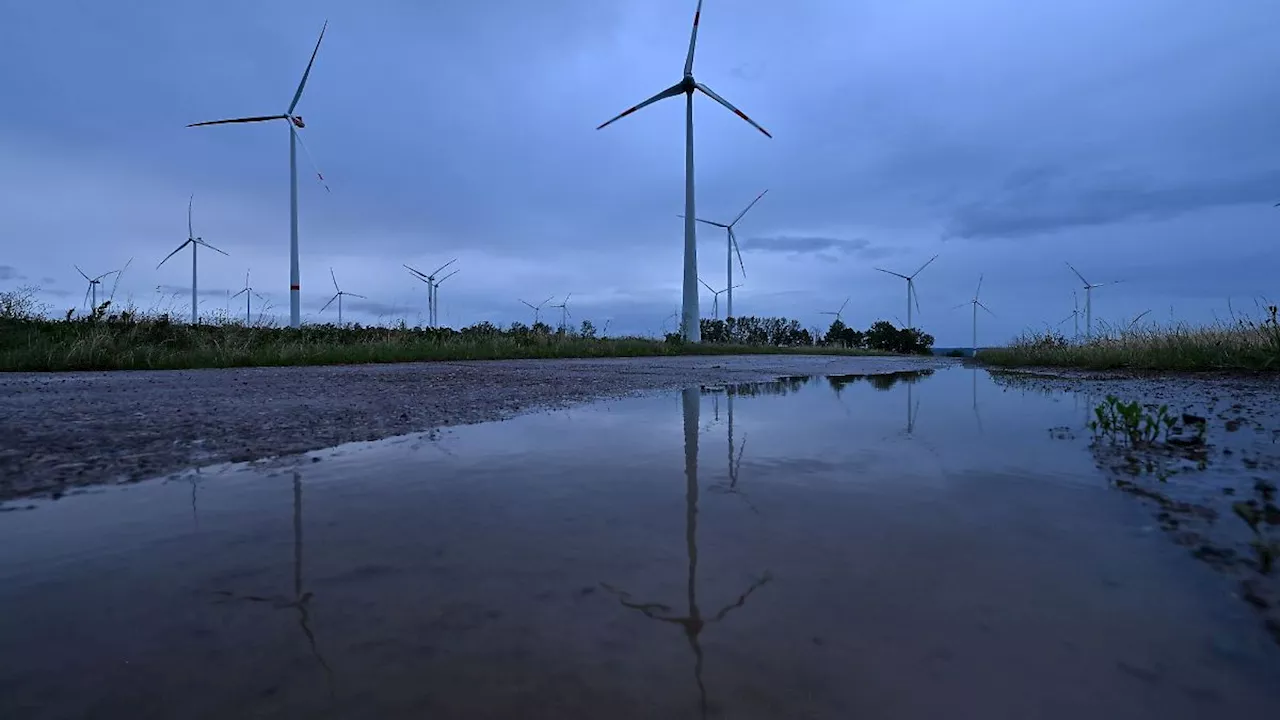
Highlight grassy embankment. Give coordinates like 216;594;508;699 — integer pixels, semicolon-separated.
978;307;1280;372
0;314;878;372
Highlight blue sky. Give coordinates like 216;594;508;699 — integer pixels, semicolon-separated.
1;0;1277;345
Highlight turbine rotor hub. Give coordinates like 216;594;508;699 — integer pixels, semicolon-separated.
679;76;696;93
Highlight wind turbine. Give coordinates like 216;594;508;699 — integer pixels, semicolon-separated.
75;265;119;312
519;295;555;326
1065;262;1121;339
875;254;938;330
681;189;767;319
157;195;228;325
188;21;330;330
319;268;365;326
952;274;995;357
404;259;457;328
230;270;266;325
597;0;772;343
697;277;739;320
819;297;850;324
550;293;572;331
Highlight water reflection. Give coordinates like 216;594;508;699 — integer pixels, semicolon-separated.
972;368;984;433
600;387;772;718
212;472;335;696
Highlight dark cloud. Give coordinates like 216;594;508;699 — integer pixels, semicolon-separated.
741;236;894;261
0;265;21;281
946;167;1280;240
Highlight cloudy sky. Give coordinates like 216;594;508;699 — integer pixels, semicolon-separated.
2;0;1277;345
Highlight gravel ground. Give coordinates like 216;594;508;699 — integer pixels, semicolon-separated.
0;354;949;501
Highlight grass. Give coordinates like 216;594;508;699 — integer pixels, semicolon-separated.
978;306;1280;372
0;305;881;372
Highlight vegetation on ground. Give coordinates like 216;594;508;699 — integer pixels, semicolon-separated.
978;306;1280;372
0;285;934;372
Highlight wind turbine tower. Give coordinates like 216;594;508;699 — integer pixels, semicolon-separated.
875;255;938;329
1066;262;1121;339
597;0;772;343
188;21;331;329
157;195;229;325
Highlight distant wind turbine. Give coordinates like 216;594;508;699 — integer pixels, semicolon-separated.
320;268;365;326
188;21;330;330
1065;262;1122;339
698;277;739;320
597;0;771;343
1056;291;1081;339
230;270;266;325
952;274;995;357
819;297;850;324
75;265;119;312
157;195;228;325
681;189;767;319
551;293;573;330
875;254;938;330
520;295;555;326
404;259;457;328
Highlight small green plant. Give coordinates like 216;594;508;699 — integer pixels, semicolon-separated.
1088;395;1175;446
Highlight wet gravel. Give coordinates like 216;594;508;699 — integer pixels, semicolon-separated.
0;354;949;501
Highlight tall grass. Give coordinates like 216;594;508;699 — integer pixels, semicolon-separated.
978;306;1280;372
0;291;878;372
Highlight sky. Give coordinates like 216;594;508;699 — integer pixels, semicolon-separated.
1;0;1277;345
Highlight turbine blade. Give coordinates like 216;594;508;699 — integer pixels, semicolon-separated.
108;259;130;302
541;296;554;307
319;293;338;313
437;269;460;284
699;277;714;292
910;254;939;278
729;189;769;226
729;228;746;278
83;284;92;309
520;300;536;309
912;282;921;316
195;239;229;256
289;20;328;116
347;293;367;300
231;288;248;299
952;302;969;310
975;273;984;298
875;268;909;279
157;240;193;269
188;194;194;239
187;115;289;127
597;83;685;130
978;301;996;317
291;127;330;191
839;298;849;314
684;0;703;76
404;264;431;282
680;215;728;228
330;267;339;293
695;82;771;138
1065;261;1089;286
74;264;91;281
430;258;458;277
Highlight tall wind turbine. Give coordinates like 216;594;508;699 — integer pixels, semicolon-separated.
405;259;457;328
819;297;850;324
952;274;995;357
698;277;739;320
551;293;572;330
875;254;938;330
519;295;555;326
320;268;365;326
597;0;772;343
230;270;266;325
1066;262;1121;339
157;195;228;325
75;265;119;312
188;21;330;330
681;189;767;319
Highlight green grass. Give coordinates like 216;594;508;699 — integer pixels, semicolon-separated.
978;308;1280;372
0;314;880;372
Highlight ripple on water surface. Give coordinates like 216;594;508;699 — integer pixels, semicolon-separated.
2;368;1279;719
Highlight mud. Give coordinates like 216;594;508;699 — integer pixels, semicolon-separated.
0;355;948;501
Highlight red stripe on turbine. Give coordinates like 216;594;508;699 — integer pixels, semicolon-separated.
290;284;300;291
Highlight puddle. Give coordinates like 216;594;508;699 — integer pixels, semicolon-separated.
3;368;1280;719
